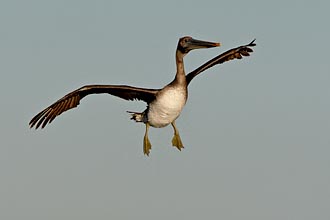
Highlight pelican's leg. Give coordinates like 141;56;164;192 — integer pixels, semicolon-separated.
171;121;184;151
143;122;152;156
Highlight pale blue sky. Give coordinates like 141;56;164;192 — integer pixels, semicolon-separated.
1;0;329;219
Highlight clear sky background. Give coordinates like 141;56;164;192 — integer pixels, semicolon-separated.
1;0;329;219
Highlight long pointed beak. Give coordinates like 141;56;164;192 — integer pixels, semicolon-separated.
188;38;221;50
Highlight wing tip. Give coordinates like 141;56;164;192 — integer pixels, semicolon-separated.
248;39;257;47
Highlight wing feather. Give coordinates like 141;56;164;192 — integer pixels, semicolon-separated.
29;85;159;129
186;39;256;85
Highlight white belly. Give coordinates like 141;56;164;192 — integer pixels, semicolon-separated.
147;88;186;128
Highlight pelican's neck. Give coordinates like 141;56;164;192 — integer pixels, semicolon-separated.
174;50;186;84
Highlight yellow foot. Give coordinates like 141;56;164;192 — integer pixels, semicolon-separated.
143;135;152;156
172;134;184;151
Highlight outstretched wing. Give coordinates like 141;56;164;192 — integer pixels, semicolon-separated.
186;39;256;85
29;85;159;129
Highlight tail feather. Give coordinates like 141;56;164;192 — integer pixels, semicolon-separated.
127;111;145;123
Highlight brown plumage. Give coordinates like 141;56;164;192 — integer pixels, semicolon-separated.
29;85;159;129
186;39;256;85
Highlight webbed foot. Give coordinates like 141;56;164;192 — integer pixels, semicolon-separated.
171;121;184;151
144;134;152;156
172;133;184;151
143;123;152;156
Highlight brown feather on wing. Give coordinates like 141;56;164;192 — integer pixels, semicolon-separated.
29;85;159;129
186;39;256;85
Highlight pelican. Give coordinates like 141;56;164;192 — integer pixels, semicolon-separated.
29;36;256;156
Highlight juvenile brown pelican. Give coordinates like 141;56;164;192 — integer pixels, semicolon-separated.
29;36;256;156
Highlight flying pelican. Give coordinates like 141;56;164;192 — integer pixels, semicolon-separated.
29;36;256;156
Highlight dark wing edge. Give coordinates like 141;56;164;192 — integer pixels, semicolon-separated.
29;85;159;129
186;39;256;85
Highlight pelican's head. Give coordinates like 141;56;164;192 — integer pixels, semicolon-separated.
177;36;220;55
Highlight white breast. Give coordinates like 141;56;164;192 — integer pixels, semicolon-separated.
147;87;187;128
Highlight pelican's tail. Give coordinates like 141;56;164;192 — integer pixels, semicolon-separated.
127;111;147;123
